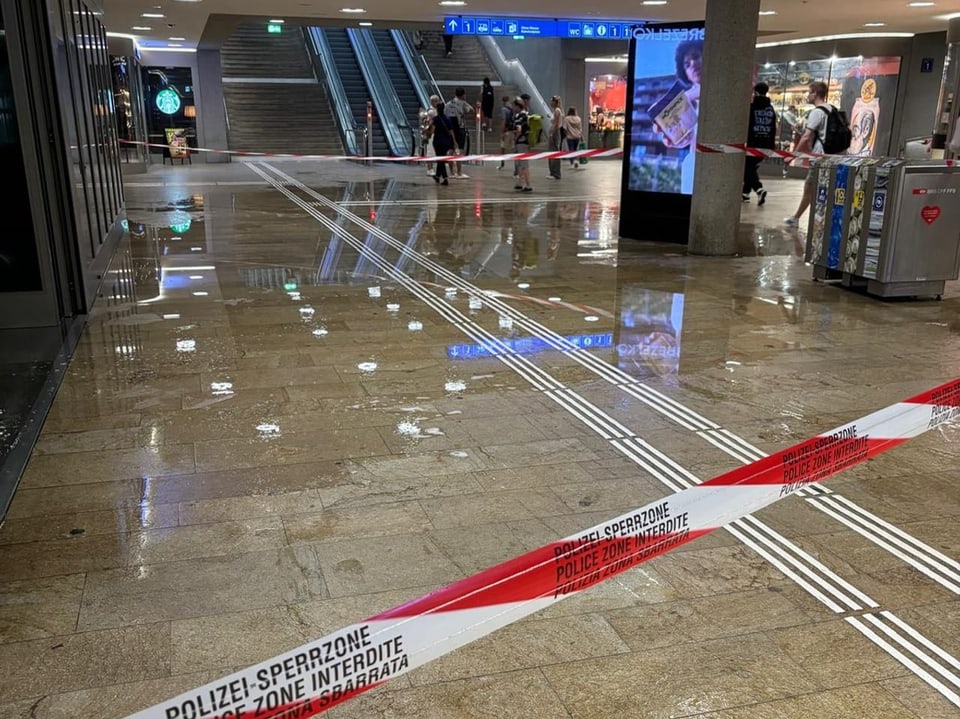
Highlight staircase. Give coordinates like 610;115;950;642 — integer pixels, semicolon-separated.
219;23;343;156
415;31;521;105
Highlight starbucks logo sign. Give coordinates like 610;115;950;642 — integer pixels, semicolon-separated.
156;88;181;115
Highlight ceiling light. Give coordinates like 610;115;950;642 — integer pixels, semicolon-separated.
439;1;467;5
169;36;185;40
642;1;668;4
907;1;934;6
863;21;886;26
757;31;913;47
142;12;165;18
759;10;777;15
269;18;285;23
358;21;373;26
339;7;367;12
132;26;152;30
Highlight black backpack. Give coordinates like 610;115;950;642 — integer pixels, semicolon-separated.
817;105;852;154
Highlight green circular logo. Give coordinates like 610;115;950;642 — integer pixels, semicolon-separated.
156;88;182;115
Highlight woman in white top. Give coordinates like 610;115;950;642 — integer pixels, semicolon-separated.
562;107;584;169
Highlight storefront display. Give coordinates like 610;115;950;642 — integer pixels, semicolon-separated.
755;55;901;157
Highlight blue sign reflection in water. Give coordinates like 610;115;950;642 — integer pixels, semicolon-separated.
448;333;613;359
616;288;684;378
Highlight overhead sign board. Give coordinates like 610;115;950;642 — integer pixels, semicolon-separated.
444;15;640;40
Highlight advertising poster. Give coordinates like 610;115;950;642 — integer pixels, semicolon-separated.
165;128;189;159
626;23;705;195
840;57;901;157
827;163;850;269
807;166;832;264
842;161;875;274
616;288;685;380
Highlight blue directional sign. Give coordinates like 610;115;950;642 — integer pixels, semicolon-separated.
445;15;640;40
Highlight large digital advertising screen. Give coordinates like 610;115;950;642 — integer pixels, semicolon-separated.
619;21;705;242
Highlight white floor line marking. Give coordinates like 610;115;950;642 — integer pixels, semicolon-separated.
846;616;960;709
620;440;869;612
828;494;960;572
737;515;878;608
810;498;960;592
254;163;960;706
698;430;758;465
879;611;960;673
620;385;716;430
724;525;851;613
863;613;960;689
267;161;959;595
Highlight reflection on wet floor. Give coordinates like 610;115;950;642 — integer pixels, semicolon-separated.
1;159;958;719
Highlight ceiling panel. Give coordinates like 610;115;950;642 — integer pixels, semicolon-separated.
101;0;958;51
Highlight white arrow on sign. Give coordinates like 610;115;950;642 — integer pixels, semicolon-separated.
448;19;458;31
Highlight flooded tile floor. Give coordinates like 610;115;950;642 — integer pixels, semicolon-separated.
0;158;958;718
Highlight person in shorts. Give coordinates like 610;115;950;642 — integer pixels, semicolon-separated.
785;81;832;227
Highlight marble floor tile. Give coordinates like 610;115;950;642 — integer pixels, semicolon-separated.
0;159;956;718
696;683;922;718
0;503;180;544
327;668;572;719
77;546;327;631
0;574;85;643
541;632;820;718
0;622;171;703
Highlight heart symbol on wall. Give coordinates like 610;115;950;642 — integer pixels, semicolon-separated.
921;206;941;225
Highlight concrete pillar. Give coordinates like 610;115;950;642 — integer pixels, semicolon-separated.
195;49;230;163
687;0;760;255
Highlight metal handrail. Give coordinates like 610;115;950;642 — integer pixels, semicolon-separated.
305;27;360;156
418;51;444;103
390;29;434;110
348;28;412;156
477;35;550;118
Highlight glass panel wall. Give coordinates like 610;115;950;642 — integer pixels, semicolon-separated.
113;55;149;165
49;0;123;275
756;56;902;157
0;5;41;292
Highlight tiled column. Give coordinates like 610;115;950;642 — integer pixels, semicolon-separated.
196;49;230;163
687;0;761;255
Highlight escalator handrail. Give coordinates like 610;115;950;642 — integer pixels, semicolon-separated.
389;29;434;111
304;27;360;156
347;28;412;156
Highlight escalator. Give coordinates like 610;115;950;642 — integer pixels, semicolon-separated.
321;28;389;156
372;30;421;148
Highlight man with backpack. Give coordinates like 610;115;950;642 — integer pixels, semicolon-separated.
785;80;852;227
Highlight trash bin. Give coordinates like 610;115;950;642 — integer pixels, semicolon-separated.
806;157;960;298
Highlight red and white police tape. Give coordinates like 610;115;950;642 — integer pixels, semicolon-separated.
123;138;956;167
124;378;960;719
